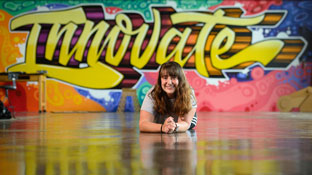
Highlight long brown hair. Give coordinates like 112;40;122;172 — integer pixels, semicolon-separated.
151;61;194;116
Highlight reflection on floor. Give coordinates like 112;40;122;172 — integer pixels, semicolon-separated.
0;112;312;175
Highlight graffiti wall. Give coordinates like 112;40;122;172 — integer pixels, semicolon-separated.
0;0;311;112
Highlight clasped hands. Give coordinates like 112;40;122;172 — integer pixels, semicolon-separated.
161;117;177;134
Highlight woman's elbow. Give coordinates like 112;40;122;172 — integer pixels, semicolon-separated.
139;121;146;132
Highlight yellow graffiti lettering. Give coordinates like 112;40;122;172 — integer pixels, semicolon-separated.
46;23;77;65
9;7;123;88
8;6;303;89
103;14;131;66
26;24;41;67
72;20;106;63
130;9;160;68
170;9;265;77
211;39;284;69
156;27;192;66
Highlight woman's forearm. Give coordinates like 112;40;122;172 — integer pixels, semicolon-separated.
139;121;162;133
175;121;191;132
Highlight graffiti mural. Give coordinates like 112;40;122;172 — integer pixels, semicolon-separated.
0;0;311;112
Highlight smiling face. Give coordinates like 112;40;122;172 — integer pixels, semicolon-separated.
160;70;179;98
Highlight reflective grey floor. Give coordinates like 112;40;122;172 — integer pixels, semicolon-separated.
0;112;312;175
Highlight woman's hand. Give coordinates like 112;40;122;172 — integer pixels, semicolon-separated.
162;117;176;133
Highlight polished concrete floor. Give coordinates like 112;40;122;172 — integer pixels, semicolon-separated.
0;112;312;175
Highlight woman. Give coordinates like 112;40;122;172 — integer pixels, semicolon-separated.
139;61;197;133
